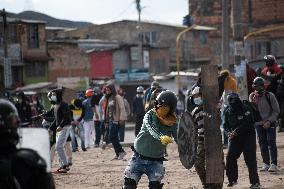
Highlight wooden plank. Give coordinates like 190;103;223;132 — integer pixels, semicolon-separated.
201;65;224;184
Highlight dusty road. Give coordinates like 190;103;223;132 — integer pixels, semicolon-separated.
52;131;284;189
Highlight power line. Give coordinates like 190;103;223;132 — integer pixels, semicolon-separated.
111;1;135;21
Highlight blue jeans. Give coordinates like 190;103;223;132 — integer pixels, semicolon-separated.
109;122;124;156
77;123;85;149
124;153;165;183
255;124;278;165
70;125;78;151
56;126;70;167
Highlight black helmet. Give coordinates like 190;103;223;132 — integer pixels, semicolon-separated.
0;99;20;146
155;91;177;111
252;77;265;87
264;55;276;66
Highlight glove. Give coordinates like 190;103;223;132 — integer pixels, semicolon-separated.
160;135;173;145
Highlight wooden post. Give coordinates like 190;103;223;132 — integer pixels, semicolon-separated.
201;65;224;184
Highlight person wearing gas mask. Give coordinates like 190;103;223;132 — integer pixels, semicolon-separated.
133;86;145;136
224;93;261;188
15;91;32;128
249;77;280;172
0;99;55;189
47;89;72;173
123;91;177;189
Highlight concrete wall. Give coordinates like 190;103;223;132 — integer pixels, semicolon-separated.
48;42;90;82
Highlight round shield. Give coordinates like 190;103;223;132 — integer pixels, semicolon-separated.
177;111;198;169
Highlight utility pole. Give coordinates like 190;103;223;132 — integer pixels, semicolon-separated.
231;0;248;100
221;0;230;69
231;0;243;66
1;9;12;93
136;0;143;69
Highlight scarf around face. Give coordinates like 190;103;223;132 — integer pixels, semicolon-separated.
154;106;177;126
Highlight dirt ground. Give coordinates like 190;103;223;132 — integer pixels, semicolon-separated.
53;133;284;189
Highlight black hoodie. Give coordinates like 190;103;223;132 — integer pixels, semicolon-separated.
49;89;71;130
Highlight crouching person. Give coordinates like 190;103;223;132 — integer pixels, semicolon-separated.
123;91;178;189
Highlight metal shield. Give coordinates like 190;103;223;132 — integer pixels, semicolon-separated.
177;111;198;169
17;128;51;172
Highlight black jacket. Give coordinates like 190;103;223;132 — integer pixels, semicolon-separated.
223;103;255;137
132;95;145;115
15;101;32;125
49;101;71;130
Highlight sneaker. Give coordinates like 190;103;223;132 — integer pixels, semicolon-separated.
94;144;99;148
268;164;278;172
259;164;269;172
117;151;127;160
227;181;238;187
250;183;262;189
82;148;87;151
55;167;67;174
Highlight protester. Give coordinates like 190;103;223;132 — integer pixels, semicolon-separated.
218;69;238;148
257;55;282;94
0;99;55;189
223;93;261;188
15;91;32;127
249;77;280;172
48;89;71;173
144;81;160;111
82;89;95;149
104;83;127;160
70;99;86;151
276;67;284;132
123;91;177;189
117;88;131;142
190;87;223;189
91;87;103;147
99;87;110;149
132;86;145;136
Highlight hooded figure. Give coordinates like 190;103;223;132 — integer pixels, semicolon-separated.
15;92;32;127
104;83;127;160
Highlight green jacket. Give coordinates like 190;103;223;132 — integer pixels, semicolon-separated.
134;109;177;158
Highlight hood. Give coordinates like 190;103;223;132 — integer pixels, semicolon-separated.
105;83;117;96
52;89;63;103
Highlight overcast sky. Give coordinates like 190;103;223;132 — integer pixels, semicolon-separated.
1;0;188;25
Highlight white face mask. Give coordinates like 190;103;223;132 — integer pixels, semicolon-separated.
50;95;57;102
193;97;203;106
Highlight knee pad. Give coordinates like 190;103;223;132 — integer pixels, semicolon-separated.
123;178;137;189
148;181;164;189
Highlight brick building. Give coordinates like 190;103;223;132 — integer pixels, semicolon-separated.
0;18;49;93
188;0;284;65
64;20;216;70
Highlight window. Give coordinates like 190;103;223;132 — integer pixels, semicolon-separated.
25;62;46;77
138;31;158;44
27;24;39;48
199;31;208;45
255;41;271;56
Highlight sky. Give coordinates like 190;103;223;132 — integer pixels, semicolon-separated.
1;0;189;25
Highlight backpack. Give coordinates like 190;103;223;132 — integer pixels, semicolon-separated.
244;92;273;122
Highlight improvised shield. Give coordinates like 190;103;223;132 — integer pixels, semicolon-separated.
17;128;51;172
177;111;198;169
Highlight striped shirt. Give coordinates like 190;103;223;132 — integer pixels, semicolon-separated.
191;106;204;141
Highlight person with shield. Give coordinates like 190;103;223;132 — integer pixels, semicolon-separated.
190;86;222;189
224;93;261;188
123;91;177;189
0;99;55;189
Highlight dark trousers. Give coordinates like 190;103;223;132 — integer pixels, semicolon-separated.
101;122;109;144
279;102;284;129
135;114;144;136
255;124;278;165
94;121;102;145
119;123;125;142
226;135;259;185
109;122;124;156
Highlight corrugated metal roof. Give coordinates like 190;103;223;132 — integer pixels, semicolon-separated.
0;17;46;24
